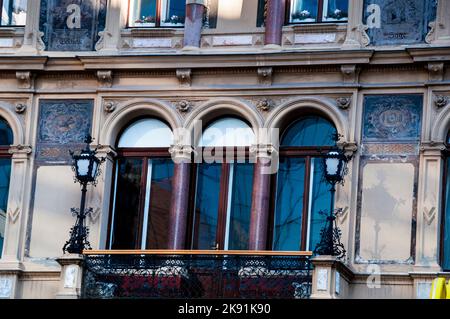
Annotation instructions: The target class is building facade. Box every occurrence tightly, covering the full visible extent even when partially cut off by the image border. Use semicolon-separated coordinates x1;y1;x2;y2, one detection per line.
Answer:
0;0;449;299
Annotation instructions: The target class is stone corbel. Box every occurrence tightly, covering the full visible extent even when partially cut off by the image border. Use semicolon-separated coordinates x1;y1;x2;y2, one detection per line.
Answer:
176;69;192;87
257;67;273;86
434;95;449;108
427;62;444;82
340;65;360;84
337;141;358;158
97;70;113;88
16;72;34;89
336;97;352;110
95;145;118;161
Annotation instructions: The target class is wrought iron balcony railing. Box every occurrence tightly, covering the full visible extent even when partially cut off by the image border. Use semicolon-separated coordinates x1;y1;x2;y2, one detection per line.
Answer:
82;250;313;299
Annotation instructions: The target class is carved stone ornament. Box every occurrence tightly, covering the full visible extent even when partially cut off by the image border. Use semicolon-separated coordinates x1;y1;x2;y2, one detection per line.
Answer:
427;62;444;82
8;144;32;155
15;103;27;114
176;100;192;113
255;98;274;112
176;69;192;87
103;101;117;113
249;143;278;158
341;65;360;84
8;207;20;224
434;95;449;108
16;71;33;89
257;67;273;86
97;70;113;88
168;143;195;160
336;97;352;110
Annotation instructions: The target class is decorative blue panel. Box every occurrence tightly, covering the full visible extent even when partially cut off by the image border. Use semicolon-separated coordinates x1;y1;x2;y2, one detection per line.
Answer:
36;100;93;164
362;95;422;142
39;0;107;51
363;0;437;45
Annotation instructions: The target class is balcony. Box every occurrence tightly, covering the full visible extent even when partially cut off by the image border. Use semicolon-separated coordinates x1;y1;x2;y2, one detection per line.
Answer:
81;250;313;299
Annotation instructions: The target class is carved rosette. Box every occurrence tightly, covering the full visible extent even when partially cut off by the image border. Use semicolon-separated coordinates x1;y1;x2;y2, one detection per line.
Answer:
15;103;27;114
175;100;192;113
103;101;117;113
256;98;274;112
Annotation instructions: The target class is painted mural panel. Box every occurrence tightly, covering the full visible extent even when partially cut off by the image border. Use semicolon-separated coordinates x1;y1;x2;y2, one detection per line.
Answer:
358;162;415;263
363;0;436;45
39;0;107;51
36;99;93;164
362;94;422;143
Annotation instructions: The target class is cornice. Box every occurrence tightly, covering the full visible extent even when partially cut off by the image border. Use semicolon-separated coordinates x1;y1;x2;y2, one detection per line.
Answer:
0;56;47;70
407;47;450;62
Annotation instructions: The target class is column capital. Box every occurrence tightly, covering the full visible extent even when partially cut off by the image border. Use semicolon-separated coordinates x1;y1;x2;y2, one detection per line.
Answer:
420;141;446;156
169;143;195;162
95;144;117;161
8;145;32;159
250;143;278;159
186;0;206;6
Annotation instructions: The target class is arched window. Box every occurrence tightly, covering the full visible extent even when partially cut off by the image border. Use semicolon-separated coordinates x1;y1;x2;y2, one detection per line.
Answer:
441;130;450;270
269;115;337;252
0;117;12;258
189;117;255;250
108;118;175;249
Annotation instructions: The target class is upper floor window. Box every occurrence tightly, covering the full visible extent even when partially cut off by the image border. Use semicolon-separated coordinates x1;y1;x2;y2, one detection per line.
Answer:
288;0;348;24
0;117;13;258
128;0;186;28
1;0;27;26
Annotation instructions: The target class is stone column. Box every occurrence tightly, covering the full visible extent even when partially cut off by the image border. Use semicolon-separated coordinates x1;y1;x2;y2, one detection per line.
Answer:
310;256;353;299
342;0;369;48
248;145;276;250
55;254;84;299
167;145;193;250
183;0;206;50
415;143;445;269
95;0;124;52
264;0;287;48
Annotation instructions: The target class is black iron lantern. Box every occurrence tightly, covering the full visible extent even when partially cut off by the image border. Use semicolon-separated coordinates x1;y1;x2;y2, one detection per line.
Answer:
63;135;105;254
323;150;348;185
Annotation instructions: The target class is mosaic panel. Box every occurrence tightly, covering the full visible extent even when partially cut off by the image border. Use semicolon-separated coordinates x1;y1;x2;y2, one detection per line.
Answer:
39;0;107;51
36;100;93;164
362;94;423;143
363;0;437;45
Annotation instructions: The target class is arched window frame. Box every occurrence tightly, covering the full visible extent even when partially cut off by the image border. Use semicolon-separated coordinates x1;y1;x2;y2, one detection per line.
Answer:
106;116;174;250
267;115;337;251
440;130;450;270
0;116;13;259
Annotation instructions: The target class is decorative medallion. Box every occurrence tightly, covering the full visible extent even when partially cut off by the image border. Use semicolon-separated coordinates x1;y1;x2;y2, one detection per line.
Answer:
363;95;422;142
336;97;352;110
14;103;27;114
175;100;192;113
434;95;448;108
256;98;274;112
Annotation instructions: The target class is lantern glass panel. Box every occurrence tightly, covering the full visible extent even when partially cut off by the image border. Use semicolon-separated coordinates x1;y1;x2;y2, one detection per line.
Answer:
325;153;340;176
77;156;90;177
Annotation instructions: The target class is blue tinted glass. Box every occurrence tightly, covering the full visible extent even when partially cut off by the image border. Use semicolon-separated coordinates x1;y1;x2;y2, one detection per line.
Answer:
281;116;336;147
227;163;254;250
290;0;318;22
308;158;331;251
443;159;450;270
0;159;11;258
162;0;186;24
273;157;305;251
146;159;174;249
324;0;348;20
193;163;222;249
0;118;13;146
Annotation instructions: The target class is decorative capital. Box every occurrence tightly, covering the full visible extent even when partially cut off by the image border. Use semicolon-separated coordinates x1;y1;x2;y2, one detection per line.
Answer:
434;95;449;108
427;62;444;82
340;65;360;84
176;68;192;87
249;143;278;159
186;0;206;6
336;97;352;110
176;100;192;113
256;98;274;112
15;103;27;114
16;71;34;89
337;141;358;158
103;101;117;113
95;144;118;159
257;67;273;86
97;70;113;88
8;144;32;156
169;143;195;161
420;141;446;154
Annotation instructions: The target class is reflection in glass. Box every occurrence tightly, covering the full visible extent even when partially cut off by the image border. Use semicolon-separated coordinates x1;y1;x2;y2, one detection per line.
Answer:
160;0;186;26
443;159;450;270
0;159;11;258
0;118;13;146
110;159;143;249
226;163;253;250
323;0;348;21
1;0;27;26
281;116;337;147
129;0;157;27
146;159;174;249
273;157;305;251
290;0;318;23
199;117;255;147
118;118;173;148
192;163;222;250
308;158;331;251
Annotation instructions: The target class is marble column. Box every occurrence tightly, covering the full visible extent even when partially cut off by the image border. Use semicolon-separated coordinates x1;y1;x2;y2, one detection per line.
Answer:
183;0;206;50
167;145;193;250
264;0;287;48
248;145;276;250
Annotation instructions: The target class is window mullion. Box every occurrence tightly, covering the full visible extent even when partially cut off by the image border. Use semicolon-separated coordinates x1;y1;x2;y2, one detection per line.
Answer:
140;158;153;250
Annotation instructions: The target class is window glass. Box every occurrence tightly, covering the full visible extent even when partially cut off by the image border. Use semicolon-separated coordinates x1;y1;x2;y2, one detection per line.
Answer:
226;163;253;250
199;117;255;147
129;0;157;27
281;116;337;147
322;0;348;21
145;158;174;249
118;118;173;148
0;159;11;258
1;0;27;26
289;0;318;23
192;163;222;250
160;0;185;26
443;159;450;270
273;157;306;251
0;118;13;146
